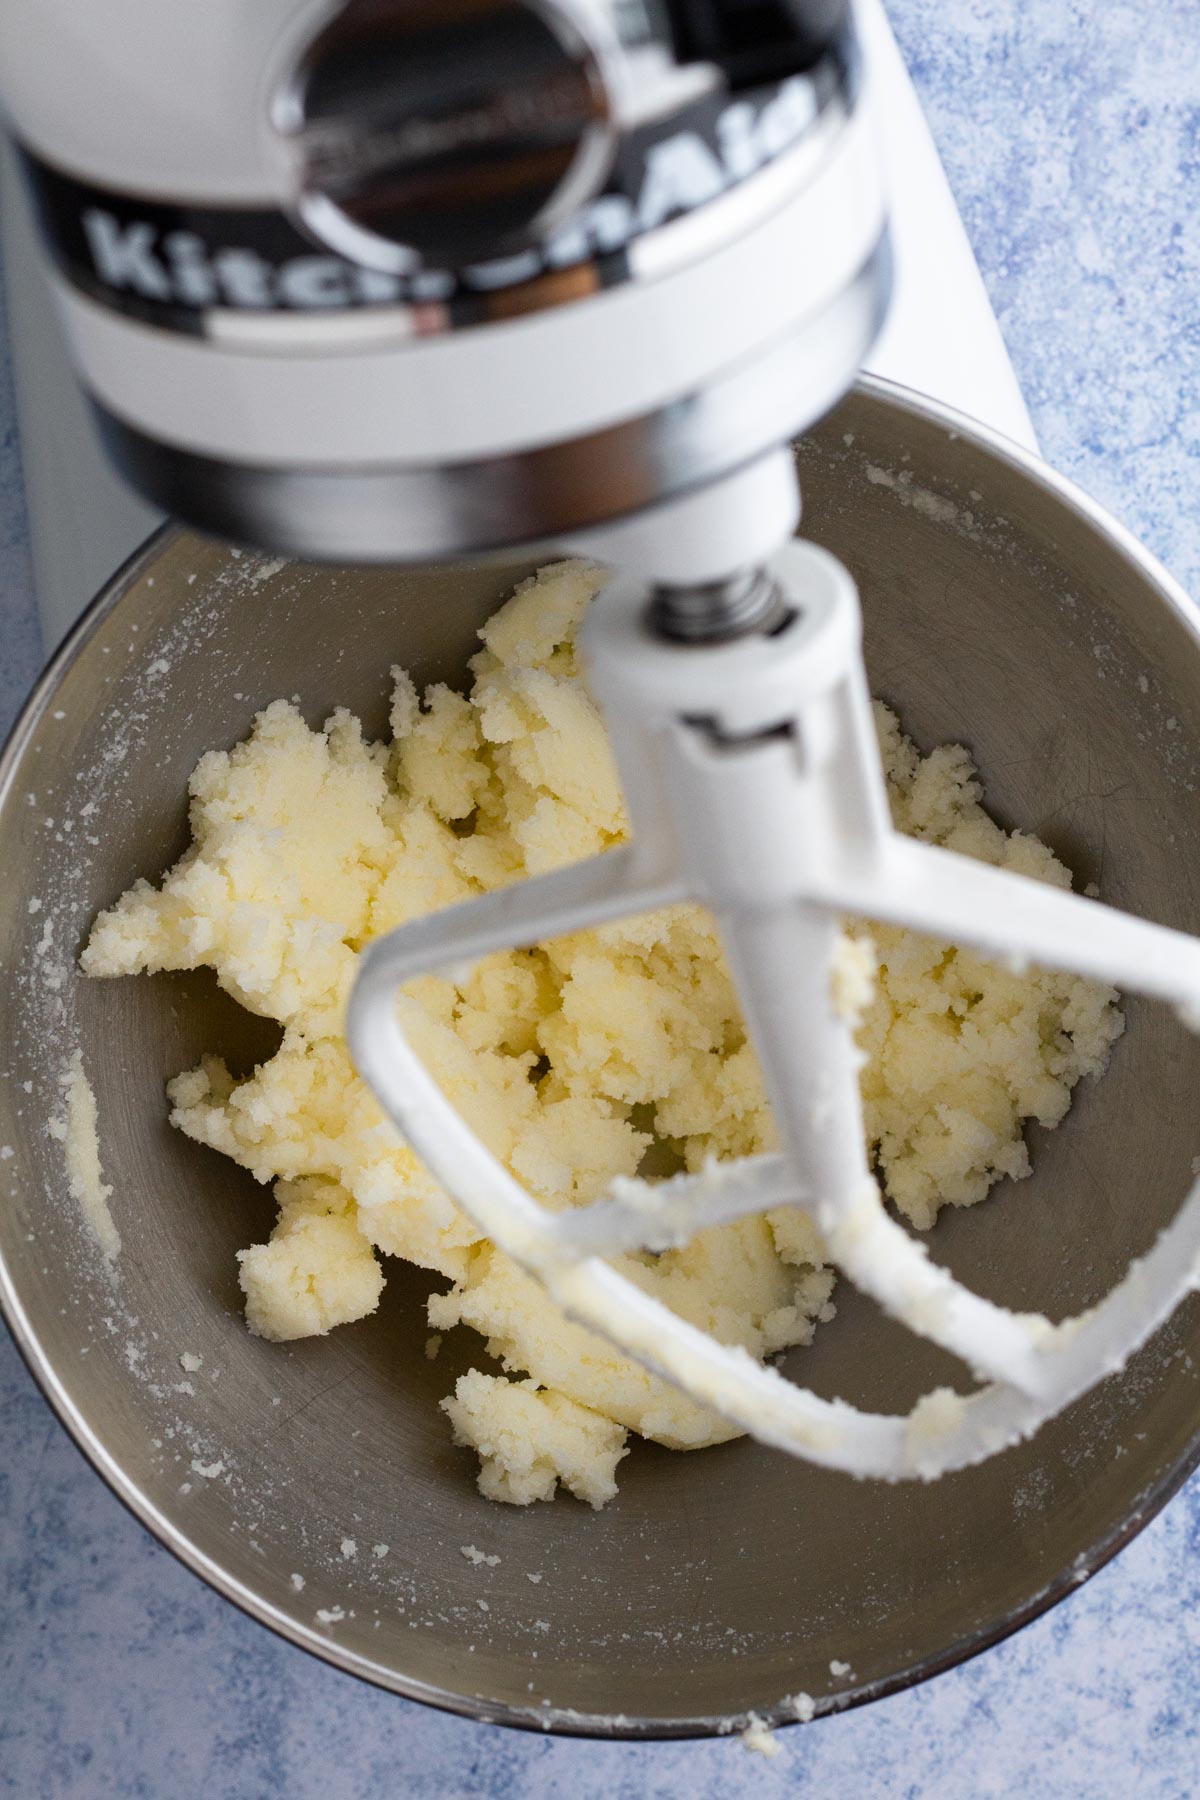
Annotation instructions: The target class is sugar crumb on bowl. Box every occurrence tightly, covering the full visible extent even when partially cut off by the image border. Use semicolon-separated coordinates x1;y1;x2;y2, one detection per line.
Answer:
47;1050;120;1267
460;1544;500;1567
81;560;1122;1506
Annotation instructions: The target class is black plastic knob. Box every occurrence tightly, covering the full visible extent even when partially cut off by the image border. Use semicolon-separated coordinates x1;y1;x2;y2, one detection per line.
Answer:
279;0;613;271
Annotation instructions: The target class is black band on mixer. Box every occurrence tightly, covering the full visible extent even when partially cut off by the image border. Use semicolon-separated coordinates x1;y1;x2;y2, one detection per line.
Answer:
16;51;851;335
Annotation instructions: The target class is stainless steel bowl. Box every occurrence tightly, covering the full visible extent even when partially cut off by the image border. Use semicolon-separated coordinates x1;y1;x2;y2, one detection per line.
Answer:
3;378;1199;1737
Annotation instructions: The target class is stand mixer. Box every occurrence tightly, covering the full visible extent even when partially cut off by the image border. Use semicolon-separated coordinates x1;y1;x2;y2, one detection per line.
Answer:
3;0;1200;1481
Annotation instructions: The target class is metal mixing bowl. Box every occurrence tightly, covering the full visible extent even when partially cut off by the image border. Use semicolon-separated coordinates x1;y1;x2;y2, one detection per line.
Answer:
2;378;1199;1737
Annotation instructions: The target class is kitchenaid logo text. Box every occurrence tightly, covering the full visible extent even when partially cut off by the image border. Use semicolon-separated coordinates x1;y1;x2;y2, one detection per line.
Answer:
79;76;819;310
82;212;405;308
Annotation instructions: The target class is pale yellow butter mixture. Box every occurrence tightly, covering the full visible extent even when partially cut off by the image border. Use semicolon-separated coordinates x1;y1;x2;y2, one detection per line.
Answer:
83;562;1122;1506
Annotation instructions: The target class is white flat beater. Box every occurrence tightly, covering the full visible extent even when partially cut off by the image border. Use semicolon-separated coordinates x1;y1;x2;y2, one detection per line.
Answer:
349;460;1200;1481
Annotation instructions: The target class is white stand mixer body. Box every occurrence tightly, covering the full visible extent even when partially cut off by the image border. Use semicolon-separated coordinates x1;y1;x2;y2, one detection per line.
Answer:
0;0;888;572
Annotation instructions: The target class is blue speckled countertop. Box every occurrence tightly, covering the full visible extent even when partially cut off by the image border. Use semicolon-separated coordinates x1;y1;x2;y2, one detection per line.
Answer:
4;3;1200;1794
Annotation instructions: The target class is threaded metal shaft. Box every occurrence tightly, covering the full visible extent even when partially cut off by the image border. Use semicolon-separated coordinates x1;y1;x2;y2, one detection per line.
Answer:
647;567;790;643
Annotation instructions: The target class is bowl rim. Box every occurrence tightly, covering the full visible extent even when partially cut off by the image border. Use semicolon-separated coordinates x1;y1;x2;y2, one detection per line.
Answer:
3;372;1200;1740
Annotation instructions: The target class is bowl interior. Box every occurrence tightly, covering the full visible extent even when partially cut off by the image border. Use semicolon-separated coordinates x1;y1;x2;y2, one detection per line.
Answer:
2;384;1199;1732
